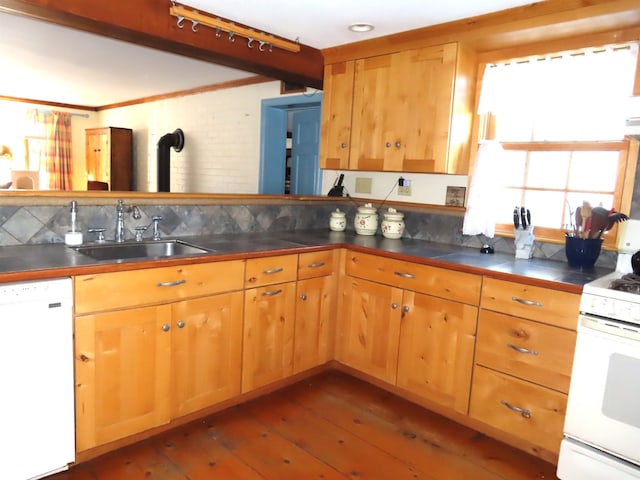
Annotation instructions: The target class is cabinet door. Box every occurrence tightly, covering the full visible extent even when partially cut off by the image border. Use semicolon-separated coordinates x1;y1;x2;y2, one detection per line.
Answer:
397;291;478;414
86;132;110;185
242;282;296;392
75;305;172;451
350;44;458;173
319;61;355;170
336;277;403;384
293;275;337;374
172;292;244;418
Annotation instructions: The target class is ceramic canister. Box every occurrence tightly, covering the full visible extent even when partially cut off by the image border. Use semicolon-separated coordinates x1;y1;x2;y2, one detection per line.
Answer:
381;208;405;239
354;203;378;235
329;208;347;232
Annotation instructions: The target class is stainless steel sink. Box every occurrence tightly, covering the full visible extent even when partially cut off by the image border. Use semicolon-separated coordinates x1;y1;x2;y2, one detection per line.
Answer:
73;240;211;261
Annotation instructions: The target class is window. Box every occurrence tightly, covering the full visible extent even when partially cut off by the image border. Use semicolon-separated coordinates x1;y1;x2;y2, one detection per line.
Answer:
475;44;639;247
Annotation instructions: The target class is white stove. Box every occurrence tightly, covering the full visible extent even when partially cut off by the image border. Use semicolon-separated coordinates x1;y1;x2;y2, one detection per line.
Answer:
581;271;640;324
558;219;640;480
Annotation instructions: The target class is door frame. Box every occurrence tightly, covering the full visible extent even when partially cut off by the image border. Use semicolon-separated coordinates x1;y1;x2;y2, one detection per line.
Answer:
259;93;323;194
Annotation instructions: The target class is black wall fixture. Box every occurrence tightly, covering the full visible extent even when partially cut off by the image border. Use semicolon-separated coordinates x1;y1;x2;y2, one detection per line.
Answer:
157;128;185;192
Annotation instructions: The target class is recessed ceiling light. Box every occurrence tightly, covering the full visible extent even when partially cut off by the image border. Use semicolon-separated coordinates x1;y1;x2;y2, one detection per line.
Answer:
348;23;374;33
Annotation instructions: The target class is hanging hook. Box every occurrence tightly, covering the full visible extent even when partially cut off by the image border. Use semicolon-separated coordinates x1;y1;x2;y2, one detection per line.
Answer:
258;40;266;52
176;15;185;29
268;43;273;53
191;19;198;32
215;27;221;38
228;31;235;42
247;37;254;49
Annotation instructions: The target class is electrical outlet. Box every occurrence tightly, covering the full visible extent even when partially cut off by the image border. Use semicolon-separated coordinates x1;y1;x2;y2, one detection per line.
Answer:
355;177;372;194
398;178;411;196
398;185;411;196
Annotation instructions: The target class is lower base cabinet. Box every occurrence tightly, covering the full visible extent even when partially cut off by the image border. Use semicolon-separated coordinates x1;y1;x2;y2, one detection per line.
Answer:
75;291;244;452
397;291;478;414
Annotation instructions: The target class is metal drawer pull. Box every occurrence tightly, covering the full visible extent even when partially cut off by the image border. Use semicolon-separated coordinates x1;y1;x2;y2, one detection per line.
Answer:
263;267;284;275
506;343;538;356
157;279;187;287
511;296;543;307
394;271;416;279
500;400;531;418
307;262;325;268
262;289;283;297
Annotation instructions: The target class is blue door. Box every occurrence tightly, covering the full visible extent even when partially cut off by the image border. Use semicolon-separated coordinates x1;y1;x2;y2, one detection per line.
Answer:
259;94;322;195
290;108;321;195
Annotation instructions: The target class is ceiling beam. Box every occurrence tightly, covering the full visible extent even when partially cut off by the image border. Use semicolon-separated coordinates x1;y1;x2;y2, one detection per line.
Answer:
0;0;324;89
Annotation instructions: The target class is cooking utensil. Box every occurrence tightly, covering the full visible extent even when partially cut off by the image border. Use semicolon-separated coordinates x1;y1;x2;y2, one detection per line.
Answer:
580;201;592;239
575;206;582;236
589;206;609;239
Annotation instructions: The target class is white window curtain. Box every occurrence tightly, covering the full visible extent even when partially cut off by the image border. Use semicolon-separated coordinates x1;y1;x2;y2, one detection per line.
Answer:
477;44;639;141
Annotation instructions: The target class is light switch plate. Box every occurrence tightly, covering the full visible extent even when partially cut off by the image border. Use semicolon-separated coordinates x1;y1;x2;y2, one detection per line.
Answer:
398;185;411;196
355;177;372;194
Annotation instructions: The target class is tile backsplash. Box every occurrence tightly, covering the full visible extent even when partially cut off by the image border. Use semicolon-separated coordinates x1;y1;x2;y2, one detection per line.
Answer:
0;200;617;269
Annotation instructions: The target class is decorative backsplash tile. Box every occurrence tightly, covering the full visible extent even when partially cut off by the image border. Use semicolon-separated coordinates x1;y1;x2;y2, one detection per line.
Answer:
0;200;617;269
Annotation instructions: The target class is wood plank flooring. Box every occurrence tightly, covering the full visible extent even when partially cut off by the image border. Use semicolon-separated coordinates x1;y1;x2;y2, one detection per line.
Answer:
48;371;558;480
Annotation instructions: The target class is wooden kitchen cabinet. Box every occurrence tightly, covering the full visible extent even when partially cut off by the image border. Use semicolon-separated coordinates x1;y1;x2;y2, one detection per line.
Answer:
319;61;355;170
340;251;481;410
469;276;580;458
74;304;172;451
242;254;298;392
337;276;403;383
320;42;476;173
397;291;478;414
294;250;338;374
85;127;133;191
171;292;244;418
74;260;245;452
242;281;297;392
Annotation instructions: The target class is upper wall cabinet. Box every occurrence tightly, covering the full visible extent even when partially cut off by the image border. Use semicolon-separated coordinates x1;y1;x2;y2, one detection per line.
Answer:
320;42;476;174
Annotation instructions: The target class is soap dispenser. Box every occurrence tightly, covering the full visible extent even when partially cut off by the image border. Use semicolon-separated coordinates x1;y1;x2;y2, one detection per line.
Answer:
64;200;83;246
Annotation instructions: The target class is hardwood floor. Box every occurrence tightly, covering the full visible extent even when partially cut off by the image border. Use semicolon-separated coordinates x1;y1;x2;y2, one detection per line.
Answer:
49;371;558;479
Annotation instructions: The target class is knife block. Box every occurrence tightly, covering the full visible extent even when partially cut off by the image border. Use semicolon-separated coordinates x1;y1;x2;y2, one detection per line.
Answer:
514;226;535;259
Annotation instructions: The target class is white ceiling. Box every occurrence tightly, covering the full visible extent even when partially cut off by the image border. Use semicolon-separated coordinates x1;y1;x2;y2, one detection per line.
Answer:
0;1;535;107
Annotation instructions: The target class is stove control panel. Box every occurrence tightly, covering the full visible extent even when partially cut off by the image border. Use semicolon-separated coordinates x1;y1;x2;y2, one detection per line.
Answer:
580;292;640;325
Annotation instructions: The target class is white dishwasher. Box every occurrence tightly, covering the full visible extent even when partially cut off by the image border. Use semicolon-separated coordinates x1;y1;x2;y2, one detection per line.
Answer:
0;277;75;480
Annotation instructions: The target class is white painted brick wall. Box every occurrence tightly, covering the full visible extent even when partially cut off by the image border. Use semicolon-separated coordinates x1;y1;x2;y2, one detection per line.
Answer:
98;81;284;193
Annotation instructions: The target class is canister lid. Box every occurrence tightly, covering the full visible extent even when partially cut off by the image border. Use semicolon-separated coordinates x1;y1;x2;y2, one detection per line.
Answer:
357;203;377;214
383;207;404;220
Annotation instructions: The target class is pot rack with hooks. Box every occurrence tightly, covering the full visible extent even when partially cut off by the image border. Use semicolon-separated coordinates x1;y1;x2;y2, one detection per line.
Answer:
169;1;301;53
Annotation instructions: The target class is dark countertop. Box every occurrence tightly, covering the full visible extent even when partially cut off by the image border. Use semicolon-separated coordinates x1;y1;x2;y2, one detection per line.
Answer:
0;229;613;292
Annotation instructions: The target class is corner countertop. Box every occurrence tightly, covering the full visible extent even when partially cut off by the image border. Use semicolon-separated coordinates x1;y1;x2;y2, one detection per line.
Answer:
0;229;613;293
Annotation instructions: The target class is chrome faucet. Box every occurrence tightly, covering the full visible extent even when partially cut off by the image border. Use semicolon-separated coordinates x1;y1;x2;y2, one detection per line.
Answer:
151;216;163;241
115;200;141;242
115;199;126;242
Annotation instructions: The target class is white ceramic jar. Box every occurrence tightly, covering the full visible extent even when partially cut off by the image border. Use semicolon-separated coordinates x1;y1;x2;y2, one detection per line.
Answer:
354;203;378;236
329;208;346;231
381;208;405;239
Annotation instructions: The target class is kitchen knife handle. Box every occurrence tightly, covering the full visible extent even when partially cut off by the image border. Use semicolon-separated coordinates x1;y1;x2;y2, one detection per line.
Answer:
513;207;520;229
520;207;527;230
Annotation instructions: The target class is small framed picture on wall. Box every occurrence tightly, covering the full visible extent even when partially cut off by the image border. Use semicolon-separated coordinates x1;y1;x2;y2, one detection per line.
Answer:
445;186;466;207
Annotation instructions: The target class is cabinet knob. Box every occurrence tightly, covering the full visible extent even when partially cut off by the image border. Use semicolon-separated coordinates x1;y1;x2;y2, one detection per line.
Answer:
386;142;392;148
391;303;399;309
177;320;186;328
402;305;410;313
162;323;170;332
340;143;348;149
299;294;307;301
395;141;401;148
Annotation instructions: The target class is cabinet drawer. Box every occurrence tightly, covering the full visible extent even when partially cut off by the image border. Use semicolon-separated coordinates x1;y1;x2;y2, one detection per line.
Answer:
481;277;580;329
476;310;576;393
298;250;334;279
345;251;481;305
469;366;567;455
245;254;298;287
75;260;245;314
